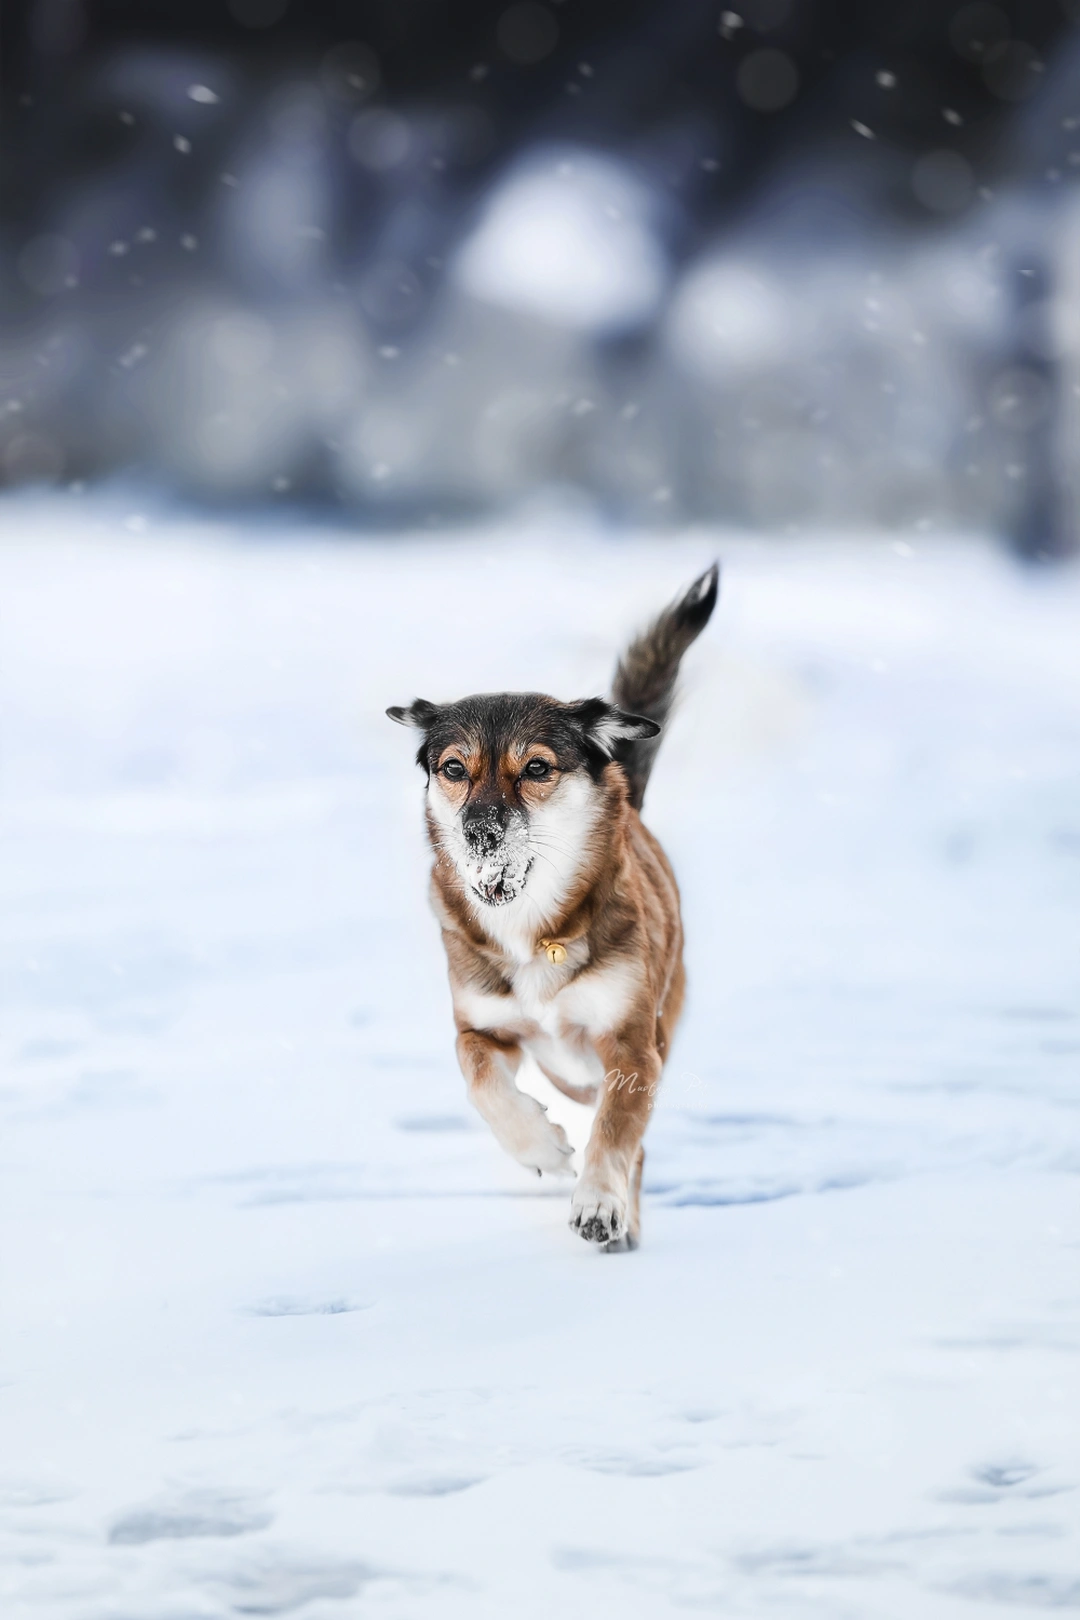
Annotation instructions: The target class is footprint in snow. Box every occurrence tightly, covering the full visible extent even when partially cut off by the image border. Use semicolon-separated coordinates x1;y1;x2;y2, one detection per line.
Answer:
108;1489;271;1544
387;1474;486;1496
244;1296;369;1317
225;1557;375;1615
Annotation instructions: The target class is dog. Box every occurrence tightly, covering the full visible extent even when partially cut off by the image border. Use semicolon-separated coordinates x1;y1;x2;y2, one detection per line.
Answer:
388;563;718;1249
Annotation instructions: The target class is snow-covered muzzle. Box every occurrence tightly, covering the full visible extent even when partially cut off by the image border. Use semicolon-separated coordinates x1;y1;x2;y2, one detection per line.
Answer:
468;839;534;906
429;795;535;907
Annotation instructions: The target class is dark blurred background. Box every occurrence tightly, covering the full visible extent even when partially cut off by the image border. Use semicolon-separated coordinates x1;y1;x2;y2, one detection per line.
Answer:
4;0;1080;554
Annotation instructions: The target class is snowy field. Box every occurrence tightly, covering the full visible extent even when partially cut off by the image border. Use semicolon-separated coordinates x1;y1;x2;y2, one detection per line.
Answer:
2;498;1079;1620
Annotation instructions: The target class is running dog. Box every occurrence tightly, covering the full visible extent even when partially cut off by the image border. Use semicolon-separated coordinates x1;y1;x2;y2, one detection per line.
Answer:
388;563;718;1249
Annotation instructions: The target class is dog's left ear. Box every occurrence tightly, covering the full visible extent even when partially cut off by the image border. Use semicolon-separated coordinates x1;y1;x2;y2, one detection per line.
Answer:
568;697;661;757
386;698;440;729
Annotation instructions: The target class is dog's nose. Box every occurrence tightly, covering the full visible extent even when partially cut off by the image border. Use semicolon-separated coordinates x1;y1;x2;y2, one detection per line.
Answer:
463;804;506;855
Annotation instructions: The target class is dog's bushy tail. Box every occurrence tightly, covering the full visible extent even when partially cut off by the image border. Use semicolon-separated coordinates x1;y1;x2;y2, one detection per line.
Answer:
610;562;719;810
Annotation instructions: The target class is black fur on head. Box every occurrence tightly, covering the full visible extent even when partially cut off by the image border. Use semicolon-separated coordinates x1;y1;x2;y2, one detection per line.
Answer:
386;693;659;780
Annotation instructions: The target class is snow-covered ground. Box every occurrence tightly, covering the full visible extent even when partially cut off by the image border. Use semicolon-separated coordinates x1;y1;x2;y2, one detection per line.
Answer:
1;500;1079;1619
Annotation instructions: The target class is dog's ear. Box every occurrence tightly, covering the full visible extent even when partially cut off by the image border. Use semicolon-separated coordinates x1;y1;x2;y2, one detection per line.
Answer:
568;697;661;757
386;699;440;729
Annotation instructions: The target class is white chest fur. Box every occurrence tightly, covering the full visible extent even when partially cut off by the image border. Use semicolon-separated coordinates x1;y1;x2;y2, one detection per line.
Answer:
453;954;638;1046
461;955;639;1163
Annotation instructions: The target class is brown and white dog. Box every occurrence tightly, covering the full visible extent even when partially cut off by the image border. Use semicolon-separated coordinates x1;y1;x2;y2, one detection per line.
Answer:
388;564;718;1249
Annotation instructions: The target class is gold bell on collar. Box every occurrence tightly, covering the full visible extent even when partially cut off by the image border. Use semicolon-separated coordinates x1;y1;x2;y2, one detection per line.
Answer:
540;939;567;965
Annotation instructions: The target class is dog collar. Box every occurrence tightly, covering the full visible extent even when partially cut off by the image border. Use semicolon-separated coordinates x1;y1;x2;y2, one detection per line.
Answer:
539;938;568;965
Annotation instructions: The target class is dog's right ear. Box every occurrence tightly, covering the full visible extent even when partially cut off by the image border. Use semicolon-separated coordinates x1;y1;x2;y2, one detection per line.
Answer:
386;699;440;729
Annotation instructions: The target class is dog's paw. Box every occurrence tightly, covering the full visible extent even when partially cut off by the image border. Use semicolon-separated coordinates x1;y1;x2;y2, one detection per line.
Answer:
491;1093;575;1177
523;1114;575;1177
569;1181;628;1246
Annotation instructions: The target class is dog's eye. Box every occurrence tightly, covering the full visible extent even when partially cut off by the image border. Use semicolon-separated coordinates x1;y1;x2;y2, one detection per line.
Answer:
524;758;552;780
441;759;468;781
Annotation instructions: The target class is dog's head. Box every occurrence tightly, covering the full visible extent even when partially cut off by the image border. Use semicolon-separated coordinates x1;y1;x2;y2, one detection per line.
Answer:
387;693;658;911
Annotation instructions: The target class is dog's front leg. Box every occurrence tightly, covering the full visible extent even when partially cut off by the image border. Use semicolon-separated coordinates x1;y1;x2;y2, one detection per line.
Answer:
456;1029;574;1176
571;1024;660;1248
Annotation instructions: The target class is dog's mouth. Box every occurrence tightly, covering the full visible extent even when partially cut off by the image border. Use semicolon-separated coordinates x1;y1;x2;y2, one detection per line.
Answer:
471;858;533;907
